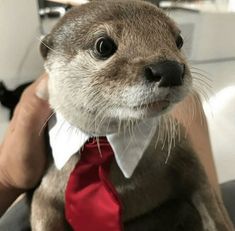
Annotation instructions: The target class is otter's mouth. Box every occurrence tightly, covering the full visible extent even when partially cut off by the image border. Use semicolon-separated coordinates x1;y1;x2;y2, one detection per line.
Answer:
133;100;170;112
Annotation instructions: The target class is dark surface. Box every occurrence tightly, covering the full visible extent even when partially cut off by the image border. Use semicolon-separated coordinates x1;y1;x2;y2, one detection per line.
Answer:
0;196;31;231
221;180;235;225
0;81;32;119
0;180;234;231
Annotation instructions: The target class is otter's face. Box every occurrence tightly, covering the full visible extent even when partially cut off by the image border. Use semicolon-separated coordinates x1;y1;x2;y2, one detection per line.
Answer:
41;0;192;134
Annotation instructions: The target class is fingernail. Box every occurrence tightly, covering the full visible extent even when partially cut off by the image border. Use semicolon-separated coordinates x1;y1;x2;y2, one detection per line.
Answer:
36;78;49;100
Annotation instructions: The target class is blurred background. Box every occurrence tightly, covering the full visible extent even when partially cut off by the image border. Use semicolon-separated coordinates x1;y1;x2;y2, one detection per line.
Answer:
0;0;234;183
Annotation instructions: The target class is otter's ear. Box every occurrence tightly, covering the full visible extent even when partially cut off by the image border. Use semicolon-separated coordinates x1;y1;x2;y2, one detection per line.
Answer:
40;34;53;59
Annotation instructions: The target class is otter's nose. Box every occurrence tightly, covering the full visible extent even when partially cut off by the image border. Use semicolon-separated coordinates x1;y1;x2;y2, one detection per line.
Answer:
144;60;185;87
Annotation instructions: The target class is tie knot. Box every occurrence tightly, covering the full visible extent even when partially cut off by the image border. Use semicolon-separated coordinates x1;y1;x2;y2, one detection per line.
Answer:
80;137;114;165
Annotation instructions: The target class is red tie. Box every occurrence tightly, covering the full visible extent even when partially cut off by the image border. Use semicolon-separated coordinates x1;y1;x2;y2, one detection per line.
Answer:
65;137;123;231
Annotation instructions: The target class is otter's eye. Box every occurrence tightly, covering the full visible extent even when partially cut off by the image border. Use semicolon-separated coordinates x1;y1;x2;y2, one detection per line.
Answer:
176;34;184;49
95;37;117;59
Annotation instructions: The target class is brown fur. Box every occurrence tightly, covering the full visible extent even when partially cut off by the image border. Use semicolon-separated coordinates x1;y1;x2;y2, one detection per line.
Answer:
31;1;234;230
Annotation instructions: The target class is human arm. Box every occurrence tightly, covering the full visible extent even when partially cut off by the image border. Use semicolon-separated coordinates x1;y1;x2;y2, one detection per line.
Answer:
171;92;220;195
0;74;51;216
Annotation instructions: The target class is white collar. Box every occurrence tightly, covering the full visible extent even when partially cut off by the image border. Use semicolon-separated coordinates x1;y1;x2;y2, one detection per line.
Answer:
48;113;158;178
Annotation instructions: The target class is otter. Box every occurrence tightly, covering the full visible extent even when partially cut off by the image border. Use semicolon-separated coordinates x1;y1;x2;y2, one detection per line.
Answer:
30;1;234;230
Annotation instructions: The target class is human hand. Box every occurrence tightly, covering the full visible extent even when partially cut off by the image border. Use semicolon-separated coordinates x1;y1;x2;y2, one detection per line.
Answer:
0;74;52;192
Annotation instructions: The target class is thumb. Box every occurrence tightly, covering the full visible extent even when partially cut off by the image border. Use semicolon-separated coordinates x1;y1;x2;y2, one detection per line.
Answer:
12;74;52;135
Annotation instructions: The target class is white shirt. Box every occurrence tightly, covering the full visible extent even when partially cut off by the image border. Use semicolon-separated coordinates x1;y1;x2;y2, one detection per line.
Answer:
49;113;158;178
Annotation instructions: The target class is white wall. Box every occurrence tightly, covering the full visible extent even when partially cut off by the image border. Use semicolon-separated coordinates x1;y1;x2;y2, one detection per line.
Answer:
169;9;235;62
0;0;44;87
0;0;44;140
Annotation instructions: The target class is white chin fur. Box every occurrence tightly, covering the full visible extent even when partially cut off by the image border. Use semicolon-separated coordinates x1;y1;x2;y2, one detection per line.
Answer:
109;106;169;120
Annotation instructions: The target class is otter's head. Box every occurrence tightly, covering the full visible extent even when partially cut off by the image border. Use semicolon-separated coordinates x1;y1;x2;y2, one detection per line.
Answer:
41;0;192;135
